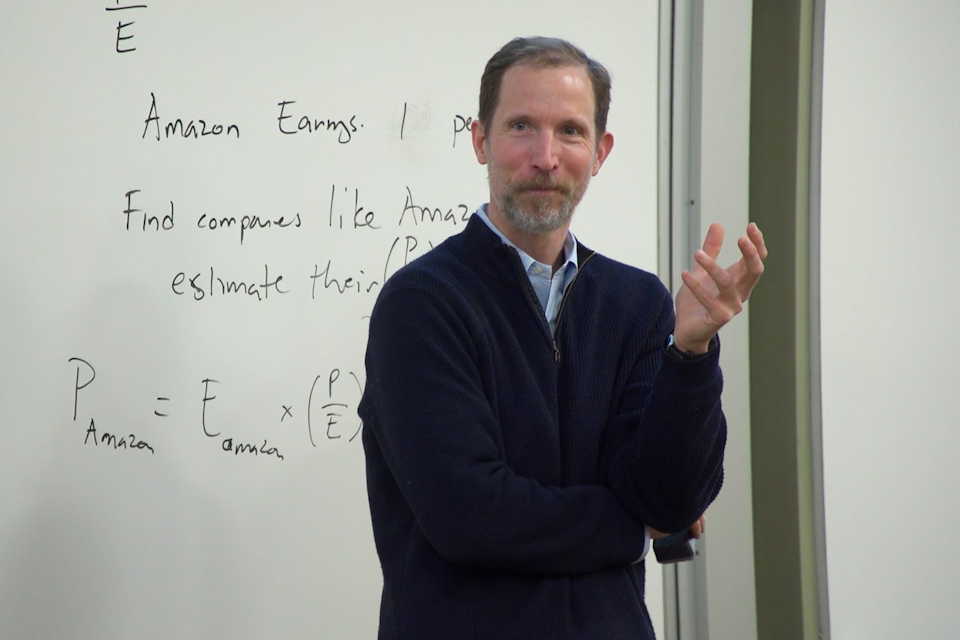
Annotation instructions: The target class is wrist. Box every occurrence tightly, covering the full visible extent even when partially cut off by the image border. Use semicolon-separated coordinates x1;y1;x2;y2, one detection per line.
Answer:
669;334;711;355
666;334;717;360
675;341;710;355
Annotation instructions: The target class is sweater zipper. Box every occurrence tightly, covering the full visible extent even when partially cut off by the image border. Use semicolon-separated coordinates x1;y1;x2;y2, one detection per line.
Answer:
552;252;595;362
504;248;557;359
505;247;596;363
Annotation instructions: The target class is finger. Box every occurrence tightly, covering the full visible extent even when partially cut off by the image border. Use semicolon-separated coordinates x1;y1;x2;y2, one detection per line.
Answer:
695;250;735;290
701;223;725;261
737;235;765;277
747;222;768;260
735;236;765;301
649;527;669;540
695;251;746;311
689;517;703;539
737;236;765;276
680;269;740;327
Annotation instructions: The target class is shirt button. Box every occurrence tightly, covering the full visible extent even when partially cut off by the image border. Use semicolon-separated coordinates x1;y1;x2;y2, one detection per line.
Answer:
533;265;543;274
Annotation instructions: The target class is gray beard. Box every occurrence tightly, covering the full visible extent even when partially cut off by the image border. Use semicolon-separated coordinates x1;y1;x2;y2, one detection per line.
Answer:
497;190;575;235
489;170;590;235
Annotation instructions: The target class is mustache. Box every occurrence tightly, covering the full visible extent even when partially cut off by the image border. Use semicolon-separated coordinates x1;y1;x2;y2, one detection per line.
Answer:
516;174;572;195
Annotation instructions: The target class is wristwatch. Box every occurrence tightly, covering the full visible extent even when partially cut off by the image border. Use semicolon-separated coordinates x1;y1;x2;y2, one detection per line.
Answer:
665;334;715;361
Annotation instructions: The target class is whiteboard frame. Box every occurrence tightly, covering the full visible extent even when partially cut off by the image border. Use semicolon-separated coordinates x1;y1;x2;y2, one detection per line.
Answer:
808;0;831;638
659;0;709;636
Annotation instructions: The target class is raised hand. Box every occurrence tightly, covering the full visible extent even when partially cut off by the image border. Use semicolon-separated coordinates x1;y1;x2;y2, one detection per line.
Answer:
673;222;767;353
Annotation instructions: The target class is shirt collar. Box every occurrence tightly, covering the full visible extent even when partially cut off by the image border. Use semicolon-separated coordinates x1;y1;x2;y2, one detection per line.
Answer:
475;204;579;275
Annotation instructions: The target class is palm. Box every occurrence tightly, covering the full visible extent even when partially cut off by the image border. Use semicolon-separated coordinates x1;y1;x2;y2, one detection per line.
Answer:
672;223;767;352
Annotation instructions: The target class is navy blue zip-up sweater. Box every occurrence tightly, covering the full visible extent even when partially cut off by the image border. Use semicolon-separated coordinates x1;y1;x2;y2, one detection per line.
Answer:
360;214;725;639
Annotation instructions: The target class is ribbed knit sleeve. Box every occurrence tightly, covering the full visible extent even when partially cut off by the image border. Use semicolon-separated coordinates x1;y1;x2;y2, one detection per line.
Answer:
361;283;649;576
605;294;726;534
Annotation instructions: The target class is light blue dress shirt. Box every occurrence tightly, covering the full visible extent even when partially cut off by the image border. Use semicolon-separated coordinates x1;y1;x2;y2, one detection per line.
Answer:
475;205;577;335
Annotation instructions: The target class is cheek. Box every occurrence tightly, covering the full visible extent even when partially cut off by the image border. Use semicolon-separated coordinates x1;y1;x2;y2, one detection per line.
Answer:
566;151;597;178
493;143;528;168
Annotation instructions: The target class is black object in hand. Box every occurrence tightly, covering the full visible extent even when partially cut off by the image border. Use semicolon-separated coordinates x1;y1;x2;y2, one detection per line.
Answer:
652;531;696;564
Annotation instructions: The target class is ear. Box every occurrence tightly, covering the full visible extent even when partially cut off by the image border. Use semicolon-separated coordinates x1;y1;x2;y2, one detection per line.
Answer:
471;119;488;165
591;131;614;176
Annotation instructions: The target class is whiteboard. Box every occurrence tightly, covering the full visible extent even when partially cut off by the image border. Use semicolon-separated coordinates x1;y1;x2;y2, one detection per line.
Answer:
820;1;960;637
0;2;661;639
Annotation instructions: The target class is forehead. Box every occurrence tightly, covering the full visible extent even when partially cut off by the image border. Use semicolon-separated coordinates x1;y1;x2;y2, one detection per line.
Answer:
494;64;595;124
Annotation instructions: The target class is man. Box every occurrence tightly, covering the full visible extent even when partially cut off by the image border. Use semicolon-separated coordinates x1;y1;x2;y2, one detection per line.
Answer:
359;37;766;639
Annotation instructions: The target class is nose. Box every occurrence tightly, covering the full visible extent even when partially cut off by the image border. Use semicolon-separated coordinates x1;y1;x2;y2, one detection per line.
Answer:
531;133;560;172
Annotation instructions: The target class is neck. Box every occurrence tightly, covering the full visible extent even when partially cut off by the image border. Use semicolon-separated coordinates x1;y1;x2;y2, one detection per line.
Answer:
486;204;569;271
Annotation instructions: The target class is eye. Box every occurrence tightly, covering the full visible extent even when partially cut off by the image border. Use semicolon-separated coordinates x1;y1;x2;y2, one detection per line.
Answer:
562;126;582;136
511;121;528;131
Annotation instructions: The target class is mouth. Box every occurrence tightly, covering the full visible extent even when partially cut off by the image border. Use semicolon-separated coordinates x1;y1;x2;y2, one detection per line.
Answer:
522;186;564;196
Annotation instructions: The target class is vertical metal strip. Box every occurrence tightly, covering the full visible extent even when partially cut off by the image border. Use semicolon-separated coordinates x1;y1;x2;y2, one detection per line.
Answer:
658;2;680;636
686;0;704;265
662;0;708;637
670;0;692;296
807;0;831;637
658;0;676;289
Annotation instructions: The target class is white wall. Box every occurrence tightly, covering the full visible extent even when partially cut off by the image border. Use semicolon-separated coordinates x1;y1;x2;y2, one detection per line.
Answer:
819;1;960;637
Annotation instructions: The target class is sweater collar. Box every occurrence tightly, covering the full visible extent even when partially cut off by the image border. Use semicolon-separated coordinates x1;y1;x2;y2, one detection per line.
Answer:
457;207;596;285
473;204;579;277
